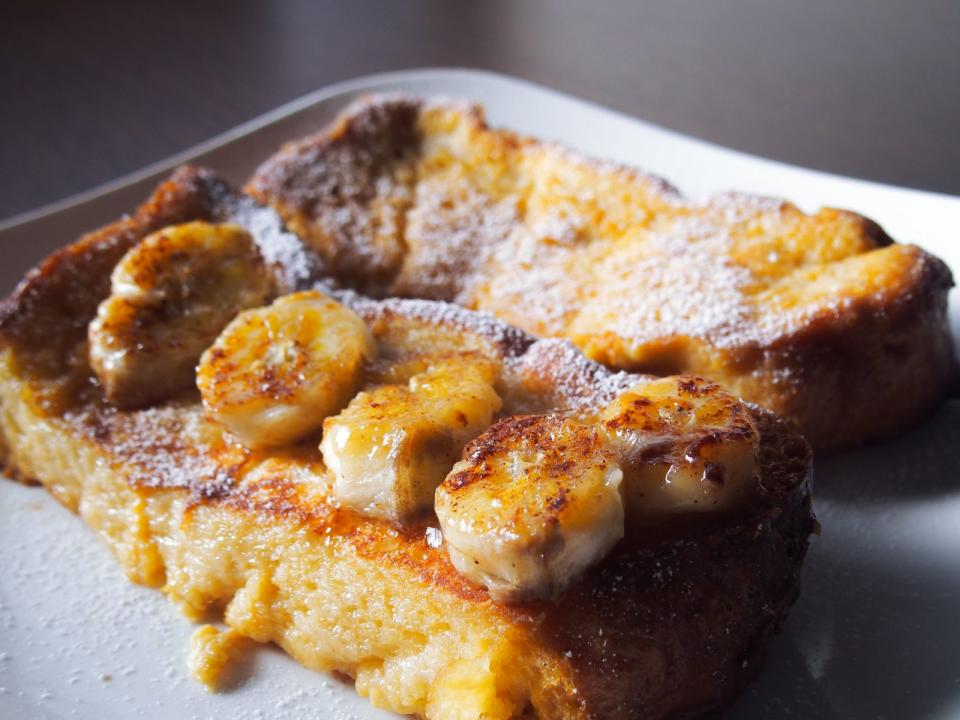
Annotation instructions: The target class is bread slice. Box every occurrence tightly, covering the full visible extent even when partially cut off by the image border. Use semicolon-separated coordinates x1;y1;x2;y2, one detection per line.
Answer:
246;94;957;450
0;167;814;719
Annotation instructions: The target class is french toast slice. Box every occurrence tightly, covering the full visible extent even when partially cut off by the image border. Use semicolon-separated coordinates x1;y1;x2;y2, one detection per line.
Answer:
0;167;814;719
246;94;957;450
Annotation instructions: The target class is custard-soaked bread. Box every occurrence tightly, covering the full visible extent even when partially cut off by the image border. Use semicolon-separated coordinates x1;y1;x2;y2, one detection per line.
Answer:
247;94;957;450
0;168;814;719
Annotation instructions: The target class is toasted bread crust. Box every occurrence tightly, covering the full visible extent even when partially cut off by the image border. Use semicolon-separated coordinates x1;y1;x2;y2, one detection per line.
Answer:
247;95;957;450
0;166;318;382
0;168;814;719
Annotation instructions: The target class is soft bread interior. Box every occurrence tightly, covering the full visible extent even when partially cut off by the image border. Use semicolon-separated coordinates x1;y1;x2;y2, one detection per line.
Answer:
0;351;578;719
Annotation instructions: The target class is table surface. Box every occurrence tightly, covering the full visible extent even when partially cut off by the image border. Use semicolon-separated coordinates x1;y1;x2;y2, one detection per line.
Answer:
2;0;958;222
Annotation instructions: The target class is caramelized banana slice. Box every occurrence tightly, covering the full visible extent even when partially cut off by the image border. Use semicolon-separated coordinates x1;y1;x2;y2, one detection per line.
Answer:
601;376;760;517
89;221;273;408
321;353;502;525
435;414;624;601
197;290;374;449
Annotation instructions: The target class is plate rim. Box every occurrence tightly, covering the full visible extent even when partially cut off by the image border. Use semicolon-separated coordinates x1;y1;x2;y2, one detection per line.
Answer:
3;66;959;234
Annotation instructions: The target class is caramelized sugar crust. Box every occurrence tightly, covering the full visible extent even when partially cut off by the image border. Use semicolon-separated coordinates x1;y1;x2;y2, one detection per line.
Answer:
0;168;813;719
247;95;957;450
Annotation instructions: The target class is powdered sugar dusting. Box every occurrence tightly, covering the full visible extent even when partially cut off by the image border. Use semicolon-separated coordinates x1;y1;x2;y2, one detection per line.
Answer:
580;215;762;349
63;402;239;494
506;338;641;414
333;289;534;357
225;196;322;292
533;138;683;206
333;291;643;414
479;208;602;336
707;191;787;225
391;177;521;300
249;93;906;366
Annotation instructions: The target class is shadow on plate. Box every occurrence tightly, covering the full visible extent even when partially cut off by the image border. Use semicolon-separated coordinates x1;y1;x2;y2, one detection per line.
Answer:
733;505;960;719
815;400;960;501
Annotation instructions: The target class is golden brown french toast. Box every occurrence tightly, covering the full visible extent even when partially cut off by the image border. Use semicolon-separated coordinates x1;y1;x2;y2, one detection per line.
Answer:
0;167;814;719
247;94;957;450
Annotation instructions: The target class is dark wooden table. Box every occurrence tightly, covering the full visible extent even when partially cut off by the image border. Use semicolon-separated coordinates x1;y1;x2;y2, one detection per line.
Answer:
2;0;958;221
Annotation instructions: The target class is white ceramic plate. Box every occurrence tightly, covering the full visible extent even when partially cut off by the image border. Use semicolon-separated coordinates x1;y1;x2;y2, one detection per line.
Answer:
1;68;958;720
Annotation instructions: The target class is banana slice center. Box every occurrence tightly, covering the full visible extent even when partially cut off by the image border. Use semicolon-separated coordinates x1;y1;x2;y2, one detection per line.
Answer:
601;376;760;517
435;414;624;602
89;221;273;408
322;353;502;525
197;290;375;449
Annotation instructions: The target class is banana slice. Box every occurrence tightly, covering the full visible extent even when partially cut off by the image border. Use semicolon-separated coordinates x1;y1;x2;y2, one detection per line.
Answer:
197;290;374;449
321;353;502;525
435;414;624;601
89;221;273;408
600;376;760;517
